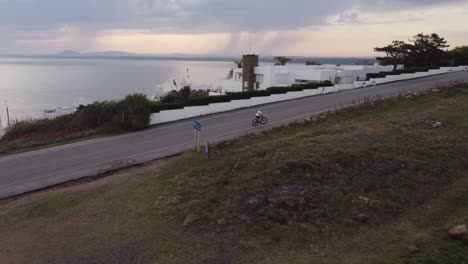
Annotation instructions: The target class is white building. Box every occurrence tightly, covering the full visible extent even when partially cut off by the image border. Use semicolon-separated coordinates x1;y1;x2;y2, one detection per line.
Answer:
212;62;398;95
151;70;193;101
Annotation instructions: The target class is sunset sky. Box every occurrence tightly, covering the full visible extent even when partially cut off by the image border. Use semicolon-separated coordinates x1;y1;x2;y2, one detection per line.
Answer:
1;0;467;56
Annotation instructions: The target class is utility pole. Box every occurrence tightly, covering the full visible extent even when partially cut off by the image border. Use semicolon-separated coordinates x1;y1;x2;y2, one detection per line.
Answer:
5;100;10;129
248;32;251;54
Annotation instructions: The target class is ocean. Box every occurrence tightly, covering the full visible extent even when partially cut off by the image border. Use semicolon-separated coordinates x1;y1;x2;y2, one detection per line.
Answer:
0;58;233;124
0;56;372;126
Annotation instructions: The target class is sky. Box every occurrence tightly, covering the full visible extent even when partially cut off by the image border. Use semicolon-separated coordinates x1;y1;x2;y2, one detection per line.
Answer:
0;0;467;56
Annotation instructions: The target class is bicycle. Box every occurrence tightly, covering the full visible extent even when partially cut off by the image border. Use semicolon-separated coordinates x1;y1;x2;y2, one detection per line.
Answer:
252;116;268;127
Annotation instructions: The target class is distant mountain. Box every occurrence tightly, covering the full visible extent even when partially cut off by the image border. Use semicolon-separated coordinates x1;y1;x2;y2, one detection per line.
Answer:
57;50;81;56
2;51;376;65
83;51;137;57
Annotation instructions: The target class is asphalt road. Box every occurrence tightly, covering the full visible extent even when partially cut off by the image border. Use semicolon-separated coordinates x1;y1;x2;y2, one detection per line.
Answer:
1;71;467;198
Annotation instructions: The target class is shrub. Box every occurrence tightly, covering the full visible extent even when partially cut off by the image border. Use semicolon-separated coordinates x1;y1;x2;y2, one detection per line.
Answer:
409;67;430;72
380;71;402;76
291;81;332;90
397;69;416;74
267;87;291;94
3;93;154;141
77;101;120;128
186;96;231;107
245;90;272;97
366;73;387;79
150;81;334;113
121;94;153;131
151;102;186;112
225;92;252;100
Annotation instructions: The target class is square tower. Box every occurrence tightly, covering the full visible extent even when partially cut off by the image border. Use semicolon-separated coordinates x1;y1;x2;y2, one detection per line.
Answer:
242;55;259;91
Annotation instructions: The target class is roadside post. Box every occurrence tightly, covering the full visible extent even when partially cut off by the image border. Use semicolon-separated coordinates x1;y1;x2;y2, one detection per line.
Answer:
5;100;10;129
204;140;209;158
193;121;202;152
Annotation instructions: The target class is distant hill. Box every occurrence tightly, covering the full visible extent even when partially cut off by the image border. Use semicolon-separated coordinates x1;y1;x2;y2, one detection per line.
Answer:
3;51;376;65
83;51;137;57
57;50;81;56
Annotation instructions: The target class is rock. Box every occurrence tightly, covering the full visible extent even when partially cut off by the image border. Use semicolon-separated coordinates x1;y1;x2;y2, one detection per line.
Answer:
431;88;441;92
368;200;383;210
355;213;369;223
183;214;199;226
358;196;370;204
449;225;468;241
425;120;443;129
408;245;419;254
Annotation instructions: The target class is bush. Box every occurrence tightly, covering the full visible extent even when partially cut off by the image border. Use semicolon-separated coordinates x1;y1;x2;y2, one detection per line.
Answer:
3;93;153;141
396;69;416;74
78;101;120;129
267;87;291;94
409;67;429;72
150;81;334;114
225;91;253;100
186;96;231;107
291;81;333;90
366;67;441;80
366;73;387;79
121;94;153;131
380;71;402;76
151;102;186;113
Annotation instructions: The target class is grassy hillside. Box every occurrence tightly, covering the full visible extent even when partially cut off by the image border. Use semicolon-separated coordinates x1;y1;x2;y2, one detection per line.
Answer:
1;85;467;264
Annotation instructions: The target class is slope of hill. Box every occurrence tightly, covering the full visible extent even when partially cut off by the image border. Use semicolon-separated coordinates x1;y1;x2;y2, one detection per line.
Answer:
1;85;467;264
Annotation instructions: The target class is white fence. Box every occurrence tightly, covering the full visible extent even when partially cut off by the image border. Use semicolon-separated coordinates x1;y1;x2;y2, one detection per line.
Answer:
150;66;468;125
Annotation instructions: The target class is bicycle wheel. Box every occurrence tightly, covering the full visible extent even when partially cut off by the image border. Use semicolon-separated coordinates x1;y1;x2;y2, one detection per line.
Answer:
252;119;259;127
260;116;268;125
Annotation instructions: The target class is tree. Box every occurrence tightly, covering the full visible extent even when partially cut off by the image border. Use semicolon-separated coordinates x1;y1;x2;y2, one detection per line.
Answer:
374;33;451;68
450;46;468;66
179;86;191;101
227;58;243;79
374;40;411;70
407;33;450;67
273;56;291;65
233;58;243;68
160;91;183;104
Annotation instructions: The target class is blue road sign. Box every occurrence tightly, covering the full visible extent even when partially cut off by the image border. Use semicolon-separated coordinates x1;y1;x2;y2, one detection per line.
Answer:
193;121;202;131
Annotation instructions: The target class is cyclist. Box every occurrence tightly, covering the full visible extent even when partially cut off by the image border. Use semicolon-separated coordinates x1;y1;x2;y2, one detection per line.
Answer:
255;110;263;120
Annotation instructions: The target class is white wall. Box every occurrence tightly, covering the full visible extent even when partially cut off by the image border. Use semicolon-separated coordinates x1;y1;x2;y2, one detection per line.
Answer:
214;64;398;93
150;87;326;124
212;79;243;94
151;65;467;125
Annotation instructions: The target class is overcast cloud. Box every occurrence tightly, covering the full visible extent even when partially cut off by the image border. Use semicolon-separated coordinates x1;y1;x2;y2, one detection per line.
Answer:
0;0;467;54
